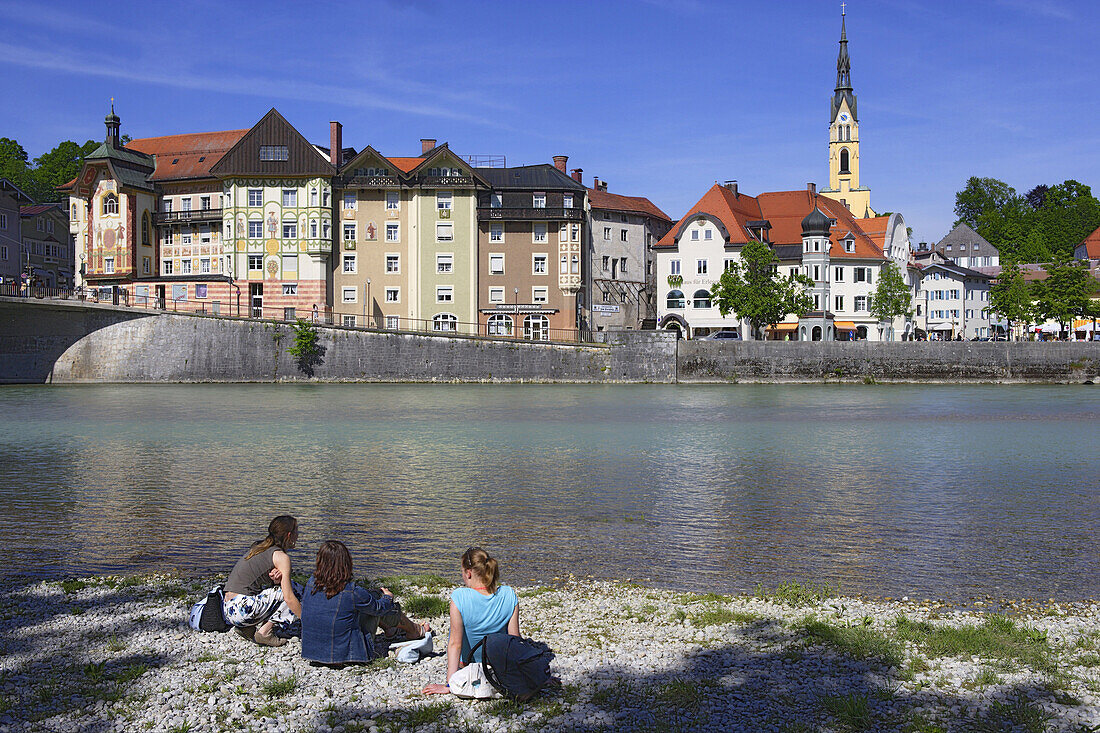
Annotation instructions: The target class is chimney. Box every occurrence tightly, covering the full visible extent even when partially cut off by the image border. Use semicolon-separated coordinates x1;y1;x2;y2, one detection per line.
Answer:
600;181;608;192
592;176;601;191
329;121;342;167
553;155;568;173
724;180;738;197
807;182;816;195
570;168;583;184
421;138;436;155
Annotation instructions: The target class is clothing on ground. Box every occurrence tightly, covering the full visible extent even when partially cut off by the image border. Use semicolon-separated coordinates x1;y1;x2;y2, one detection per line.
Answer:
452;585;517;664
300;577;400;664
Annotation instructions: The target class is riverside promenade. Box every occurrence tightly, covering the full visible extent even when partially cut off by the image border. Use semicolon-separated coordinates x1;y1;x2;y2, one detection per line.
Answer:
1;574;1098;732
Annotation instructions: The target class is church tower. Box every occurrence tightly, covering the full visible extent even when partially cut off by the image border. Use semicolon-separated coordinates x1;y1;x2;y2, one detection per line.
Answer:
820;7;874;218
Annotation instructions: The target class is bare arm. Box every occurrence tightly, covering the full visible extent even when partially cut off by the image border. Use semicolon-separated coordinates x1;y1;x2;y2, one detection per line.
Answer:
423;600;463;694
272;551;300;617
506;602;520;637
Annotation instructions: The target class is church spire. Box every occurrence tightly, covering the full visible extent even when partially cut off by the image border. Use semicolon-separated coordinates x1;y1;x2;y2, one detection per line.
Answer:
835;7;851;92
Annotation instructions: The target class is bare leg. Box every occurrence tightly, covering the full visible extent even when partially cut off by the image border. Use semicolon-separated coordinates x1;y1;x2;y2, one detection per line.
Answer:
380;613;429;639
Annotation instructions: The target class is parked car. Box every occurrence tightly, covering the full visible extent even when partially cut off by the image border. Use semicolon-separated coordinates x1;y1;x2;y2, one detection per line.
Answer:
699;330;742;341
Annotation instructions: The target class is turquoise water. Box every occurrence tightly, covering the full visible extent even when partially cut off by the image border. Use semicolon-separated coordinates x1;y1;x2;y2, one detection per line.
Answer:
0;384;1096;600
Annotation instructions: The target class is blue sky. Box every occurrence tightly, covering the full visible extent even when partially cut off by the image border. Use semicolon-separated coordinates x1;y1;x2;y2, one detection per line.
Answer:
2;0;1097;243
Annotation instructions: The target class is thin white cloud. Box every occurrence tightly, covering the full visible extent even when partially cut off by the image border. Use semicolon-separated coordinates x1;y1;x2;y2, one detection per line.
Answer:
0;0;121;35
994;0;1074;20
0;41;512;130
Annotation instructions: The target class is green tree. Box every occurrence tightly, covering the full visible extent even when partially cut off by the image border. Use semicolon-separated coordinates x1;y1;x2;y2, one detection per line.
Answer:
30;139;97;202
710;239;814;340
988;258;1034;340
0;137;34;195
954;177;1019;228
1032;254;1094;335
869;262;912;340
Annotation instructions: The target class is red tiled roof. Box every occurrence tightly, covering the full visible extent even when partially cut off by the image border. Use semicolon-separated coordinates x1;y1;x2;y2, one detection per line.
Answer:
587;188;671;221
657;184;885;260
387;157;424;173
1079;224;1100;259
20;204;60;216
126;129;248;181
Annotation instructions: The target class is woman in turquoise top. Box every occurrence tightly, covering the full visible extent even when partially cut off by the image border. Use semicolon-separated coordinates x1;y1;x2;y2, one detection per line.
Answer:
422;547;519;695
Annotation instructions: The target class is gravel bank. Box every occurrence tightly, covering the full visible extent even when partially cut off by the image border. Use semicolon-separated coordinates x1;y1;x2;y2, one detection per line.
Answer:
1;574;1098;732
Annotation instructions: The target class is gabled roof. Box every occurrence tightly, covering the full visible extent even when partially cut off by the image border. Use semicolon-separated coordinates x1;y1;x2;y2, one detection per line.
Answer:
127;129;248;181
84;140;154;169
340;145;399;176
1076;224;1100;259
656;184;762;246
0;177;34;203
936;222;998;253
400;144;491;187
20;203;61;216
920;261;992;281
587;188;670;221
209;108;335;178
388;157;424;173
475;164;585;191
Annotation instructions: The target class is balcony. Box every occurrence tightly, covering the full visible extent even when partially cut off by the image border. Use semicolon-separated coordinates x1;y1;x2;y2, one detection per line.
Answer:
478;207;584;222
344;174;401;187
418;175;475;187
155;208;223;224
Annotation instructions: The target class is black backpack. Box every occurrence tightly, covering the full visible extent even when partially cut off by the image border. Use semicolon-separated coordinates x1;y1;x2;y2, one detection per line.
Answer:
199;586;232;632
468;633;554;702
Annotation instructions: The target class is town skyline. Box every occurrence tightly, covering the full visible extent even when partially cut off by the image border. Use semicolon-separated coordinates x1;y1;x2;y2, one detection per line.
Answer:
2;0;1098;243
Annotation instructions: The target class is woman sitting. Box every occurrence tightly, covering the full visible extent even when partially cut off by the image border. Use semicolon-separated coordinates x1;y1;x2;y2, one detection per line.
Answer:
301;540;429;667
422;547;518;695
223;515;303;647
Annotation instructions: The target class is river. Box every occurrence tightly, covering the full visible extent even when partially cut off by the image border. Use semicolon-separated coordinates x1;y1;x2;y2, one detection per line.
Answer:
0;384;1096;600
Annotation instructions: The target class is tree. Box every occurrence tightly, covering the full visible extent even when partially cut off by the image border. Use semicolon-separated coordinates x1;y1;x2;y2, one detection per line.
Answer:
710;239;814;340
1032;254;1094;336
954;177;1019;228
30;139;97;202
988;258;1033;340
1025;184;1049;211
0;137;33;195
869;262;912;340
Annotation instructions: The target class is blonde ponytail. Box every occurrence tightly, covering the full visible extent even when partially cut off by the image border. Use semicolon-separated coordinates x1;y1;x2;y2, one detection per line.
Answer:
462;547;500;594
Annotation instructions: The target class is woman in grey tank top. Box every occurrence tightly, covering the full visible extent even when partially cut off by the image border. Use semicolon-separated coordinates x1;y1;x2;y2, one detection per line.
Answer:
223;516;303;646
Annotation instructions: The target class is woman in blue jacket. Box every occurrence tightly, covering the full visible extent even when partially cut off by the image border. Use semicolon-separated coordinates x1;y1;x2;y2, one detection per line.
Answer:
301;540;428;666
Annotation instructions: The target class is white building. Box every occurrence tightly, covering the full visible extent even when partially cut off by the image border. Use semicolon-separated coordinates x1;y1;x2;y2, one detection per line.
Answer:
913;261;996;340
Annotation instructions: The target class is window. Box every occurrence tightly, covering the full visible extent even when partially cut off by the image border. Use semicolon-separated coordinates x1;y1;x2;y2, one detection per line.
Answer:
532;287;548;303
196;284;208;299
322;189;330;207
604;227;611;241
603;291;612;303
282;221;297;239
691;230;699;241
602;256;610;272
620;292;628;303
724;258;736;272
342;287;357;303
104;257;115;273
559;224;568;242
180;259;192;274
163;199;174;213
560;255;568;274
310;219;317;238
437;191;452;212
854;267;868;283
200;258;211;274
310;188;318;206
834;266;844;281
563;194;573;209
259;145;288;161
666;289;685;309
386;315;400;329
835;295;844;311
385;223;399;242
182;227;193;245
282;254;297;272
163;259;173;274
670;259;681;275
142;256;150;274
437;254;453;273
571;223;579;242
840;148;850;174
36;217;44;232
620;229;628;242
200;195;211;211
620;258;627;274
489;287;505;303
283;283;298;296
490;223;503;242
697;259;707;275
533;223;547;243
282;189;297;207
437;286;453;303
248;189;263;207
343;254;356;273
814;265;820;281
693;289;711;308
102;194;118;215
385;288;399;303
487;314;512;336
533;254;547;274
490;192;502;208
436;223;453;241
343;223;356;242
532;192;546;208
704;229;712;241
844;239;855;253
343;315;357;327
0;213;6;229
386;192;399;210
343;192;355;209
523;314;549;341
386;254;400;273
433;313;458;332
489;254;504;274
200;225;211;244
571;254;579;274
854;295;867;312
248;220;263;239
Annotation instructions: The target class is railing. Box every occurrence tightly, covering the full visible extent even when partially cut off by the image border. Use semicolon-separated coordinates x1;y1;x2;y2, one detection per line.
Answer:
0;283;78;300
340;314;593;344
155;208;223;224
417;175;475;187
343;175;401;187
478;207;584;221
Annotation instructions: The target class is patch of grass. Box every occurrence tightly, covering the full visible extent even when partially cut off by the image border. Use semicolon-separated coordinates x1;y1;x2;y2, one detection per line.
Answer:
894;614;1054;673
261;676;296;698
485;698;525;718
254;702;283;718
70;606;85;615
756;581;835;606
969;692;1054;733
83;661;108;682
403;594;449;618
624;603;658;622
115;663;148;685
106;636;128;653
1075;653;1100;667
59;579;87;594
901;712;947;733
375;573;450;594
654;679;705;711
518;586;554;599
821;692;872;731
795;616;903;667
398;700;451;727
370;656;397;670
159;585;189;599
194;652;219;663
897;655;931;681
592;681;632;709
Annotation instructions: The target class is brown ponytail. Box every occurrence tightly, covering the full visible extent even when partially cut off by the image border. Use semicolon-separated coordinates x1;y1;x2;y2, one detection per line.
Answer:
246;515;297;560
462;547;500;594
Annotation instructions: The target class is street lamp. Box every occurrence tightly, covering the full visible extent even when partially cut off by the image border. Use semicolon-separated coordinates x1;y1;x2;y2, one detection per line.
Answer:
364;277;370;325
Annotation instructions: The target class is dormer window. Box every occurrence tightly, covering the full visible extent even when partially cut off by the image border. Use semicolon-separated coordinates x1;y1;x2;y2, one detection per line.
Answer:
844;239;855;253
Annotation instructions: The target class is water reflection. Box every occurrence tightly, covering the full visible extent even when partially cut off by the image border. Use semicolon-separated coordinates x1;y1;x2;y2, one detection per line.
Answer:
0;384;1096;600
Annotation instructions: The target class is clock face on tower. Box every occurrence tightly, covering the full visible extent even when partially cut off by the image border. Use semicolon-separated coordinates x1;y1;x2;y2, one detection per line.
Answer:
840;114;849;122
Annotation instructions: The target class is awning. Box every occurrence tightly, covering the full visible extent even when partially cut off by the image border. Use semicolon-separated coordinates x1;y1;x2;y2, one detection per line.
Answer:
833;321;857;330
768;322;797;331
1074;319;1098;330
927;322;954;331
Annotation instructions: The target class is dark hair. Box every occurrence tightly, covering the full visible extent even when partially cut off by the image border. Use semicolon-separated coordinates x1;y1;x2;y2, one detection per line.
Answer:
312;540;354;599
245;515;297;560
462;547;500;594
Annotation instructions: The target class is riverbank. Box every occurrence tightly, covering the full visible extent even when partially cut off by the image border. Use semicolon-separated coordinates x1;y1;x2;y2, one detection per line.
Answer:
1;575;1098;732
